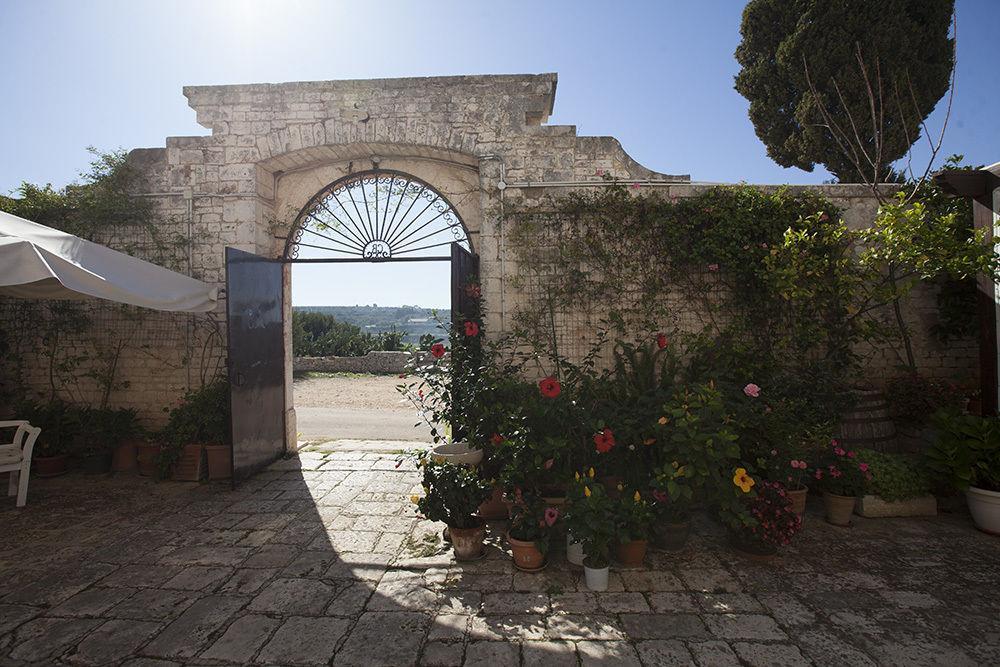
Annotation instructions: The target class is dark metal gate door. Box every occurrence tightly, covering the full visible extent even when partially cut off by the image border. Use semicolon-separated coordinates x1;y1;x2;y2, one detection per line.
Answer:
451;242;480;321
225;247;286;484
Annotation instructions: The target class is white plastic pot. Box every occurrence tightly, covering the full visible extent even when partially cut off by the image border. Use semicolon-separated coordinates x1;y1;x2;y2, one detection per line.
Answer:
584;564;609;591
566;533;584;566
430;441;483;466
967;486;1000;535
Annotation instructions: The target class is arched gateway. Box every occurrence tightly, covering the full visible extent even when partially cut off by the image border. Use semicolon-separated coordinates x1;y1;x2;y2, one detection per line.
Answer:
226;169;478;483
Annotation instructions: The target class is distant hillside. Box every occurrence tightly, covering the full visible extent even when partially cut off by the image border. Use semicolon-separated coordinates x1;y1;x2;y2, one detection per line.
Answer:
293;305;450;344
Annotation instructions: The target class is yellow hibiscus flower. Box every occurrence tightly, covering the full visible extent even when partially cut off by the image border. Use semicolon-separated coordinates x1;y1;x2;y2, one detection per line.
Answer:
584;486;592;497
633;490;641;502
410;495;420;504
732;467;755;493
588;467;596;478
657;416;669;425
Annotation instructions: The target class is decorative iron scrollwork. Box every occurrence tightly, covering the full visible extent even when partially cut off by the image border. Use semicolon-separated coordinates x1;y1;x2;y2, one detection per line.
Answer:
284;170;470;261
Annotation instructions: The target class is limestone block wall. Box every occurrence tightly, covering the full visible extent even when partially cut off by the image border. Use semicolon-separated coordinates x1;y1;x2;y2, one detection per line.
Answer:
293;352;409;375
0;73;980;432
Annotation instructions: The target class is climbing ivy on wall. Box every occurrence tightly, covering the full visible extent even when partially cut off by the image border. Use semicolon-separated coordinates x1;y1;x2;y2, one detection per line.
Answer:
0;149;221;410
507;183;868;377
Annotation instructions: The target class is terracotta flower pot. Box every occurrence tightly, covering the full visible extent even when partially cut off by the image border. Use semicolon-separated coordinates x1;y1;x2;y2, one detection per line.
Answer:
80;452;113;475
204;444;232;480
615;539;648;567
136;443;160;477
34;454;69;477
449;520;486;560
172;444;205;482
112;440;138;472
507;533;546;571
787;488;808;516
653;520;691;551
729;533;778;563
823;492;856;526
478;486;508;520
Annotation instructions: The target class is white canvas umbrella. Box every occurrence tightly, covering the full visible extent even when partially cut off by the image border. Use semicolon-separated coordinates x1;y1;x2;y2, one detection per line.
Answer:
0;211;218;312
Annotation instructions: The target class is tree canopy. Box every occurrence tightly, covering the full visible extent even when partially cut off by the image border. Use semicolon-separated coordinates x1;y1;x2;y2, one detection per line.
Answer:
734;0;954;182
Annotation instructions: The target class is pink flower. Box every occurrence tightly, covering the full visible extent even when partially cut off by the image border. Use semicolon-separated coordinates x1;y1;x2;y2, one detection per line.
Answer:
708;263;720;272
834;447;846;457
595;169;605;176
743;383;761;398
859;463;869;473
630;182;641;189
651;490;669;503
815;470;823;480
543;458;554;470
846;450;856;458
544;507;560;527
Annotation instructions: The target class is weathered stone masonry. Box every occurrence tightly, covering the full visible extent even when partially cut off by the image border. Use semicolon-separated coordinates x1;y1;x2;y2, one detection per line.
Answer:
1;73;977;434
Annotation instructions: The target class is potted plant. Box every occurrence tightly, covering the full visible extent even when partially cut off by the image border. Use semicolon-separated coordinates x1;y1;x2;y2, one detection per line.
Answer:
730;480;802;561
926;410;1000;534
649;461;694;551
156;379;230;481
814;440;871;526
507;496;556;571
112;409;144;473
20;400;80;477
614;489;655;567
855;448;936;517
79;408;140;475
566;471;616;591
412;456;491;560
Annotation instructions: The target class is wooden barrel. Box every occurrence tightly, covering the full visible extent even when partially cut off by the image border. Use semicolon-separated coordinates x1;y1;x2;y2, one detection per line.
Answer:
837;388;896;453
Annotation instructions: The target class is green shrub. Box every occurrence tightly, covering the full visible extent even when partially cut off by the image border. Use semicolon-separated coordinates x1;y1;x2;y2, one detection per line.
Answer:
412;457;490;529
926;410;1000;493
858;448;932;501
155;379;230;479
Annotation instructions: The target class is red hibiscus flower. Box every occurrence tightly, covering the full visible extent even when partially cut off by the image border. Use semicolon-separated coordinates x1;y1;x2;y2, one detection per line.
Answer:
464;283;482;299
430;343;446;359
490;433;504;446
594;427;616;453
656;333;668;349
464;321;480;337
539;376;561;398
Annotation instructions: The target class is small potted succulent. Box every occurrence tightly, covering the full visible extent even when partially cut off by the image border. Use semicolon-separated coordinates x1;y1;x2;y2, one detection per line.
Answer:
814;440;870;526
926;410;1000;534
566;471;616;591
614;489;655;567
507;496;557;571
412;456;491;560
730;480;802;561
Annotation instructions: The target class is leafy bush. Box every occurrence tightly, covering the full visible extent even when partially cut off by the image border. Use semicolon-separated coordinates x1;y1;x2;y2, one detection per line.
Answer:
17;400;85;457
885;374;965;428
615;490;656;542
815;440;871;497
292;310;406;357
412;457;490;529
734;481;802;549
565;470;616;568
80;407;142;456
858;448;932;501
926;410;1000;492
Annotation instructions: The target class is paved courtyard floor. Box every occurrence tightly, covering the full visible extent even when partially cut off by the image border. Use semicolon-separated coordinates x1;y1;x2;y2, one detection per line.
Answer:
2;441;999;666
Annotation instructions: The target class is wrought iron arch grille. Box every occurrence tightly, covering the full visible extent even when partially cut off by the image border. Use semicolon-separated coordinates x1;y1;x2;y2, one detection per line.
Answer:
285;170;471;262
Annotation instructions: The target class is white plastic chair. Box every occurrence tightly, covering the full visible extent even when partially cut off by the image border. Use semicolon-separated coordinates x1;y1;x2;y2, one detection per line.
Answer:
1;420;41;507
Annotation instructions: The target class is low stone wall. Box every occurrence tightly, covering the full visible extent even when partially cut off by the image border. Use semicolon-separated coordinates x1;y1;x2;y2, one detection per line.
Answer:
294;351;410;374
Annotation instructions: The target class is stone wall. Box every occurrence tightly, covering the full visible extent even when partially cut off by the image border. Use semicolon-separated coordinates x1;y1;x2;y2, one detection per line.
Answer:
0;73;980;436
293;351;409;375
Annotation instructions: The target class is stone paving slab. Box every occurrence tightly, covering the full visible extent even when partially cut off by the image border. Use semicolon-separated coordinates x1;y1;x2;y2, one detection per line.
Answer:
2;440;999;666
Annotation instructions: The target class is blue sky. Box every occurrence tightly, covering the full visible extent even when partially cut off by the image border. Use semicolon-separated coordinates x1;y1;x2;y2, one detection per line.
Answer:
2;0;997;308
